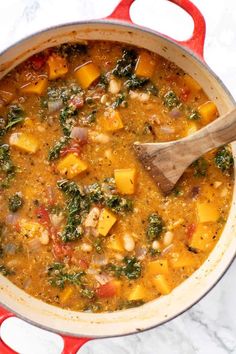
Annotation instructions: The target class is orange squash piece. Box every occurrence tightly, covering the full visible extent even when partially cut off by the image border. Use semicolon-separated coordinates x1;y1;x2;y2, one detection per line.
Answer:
47;54;68;80
198;101;218;124
135;51;156;78
74;61;100;89
20;76;48;95
114;168;136;195
99;110;124;132
57;153;88;179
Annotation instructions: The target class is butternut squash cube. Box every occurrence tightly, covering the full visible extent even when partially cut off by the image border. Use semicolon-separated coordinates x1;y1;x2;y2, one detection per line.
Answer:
20;77;48;95
197;202;219;223
113;280;122;296
57;153;88;179
74;61;100;89
97;208;117;236
135;51;156;78
147;259;169;275
99;110;124;132
170;253;196;268
60;287;74;303
107;235;124;252
183;74;201;92
189;223;213;251
47;54;68;80
9;132;39;153
114;168;136;195
128;284;147;301
153;275;171;295
198;101;218;124
19;219;42;238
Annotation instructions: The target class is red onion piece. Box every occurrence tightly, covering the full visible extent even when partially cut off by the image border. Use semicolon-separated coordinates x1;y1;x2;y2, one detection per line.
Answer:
48;99;63;113
160;126;175;134
169;107;182;118
70;127;88;142
5;213;19;225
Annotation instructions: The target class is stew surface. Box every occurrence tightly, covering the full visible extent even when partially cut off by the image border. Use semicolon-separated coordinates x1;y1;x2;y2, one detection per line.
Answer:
0;41;233;312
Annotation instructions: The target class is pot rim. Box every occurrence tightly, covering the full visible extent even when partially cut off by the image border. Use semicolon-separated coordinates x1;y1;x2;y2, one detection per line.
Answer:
0;19;235;340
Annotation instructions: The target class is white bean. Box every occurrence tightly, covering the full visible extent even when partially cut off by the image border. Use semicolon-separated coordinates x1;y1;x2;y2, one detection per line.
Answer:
100;94;109;104
89;132;110;144
163;231;174;246
81;243;92;252
108;79;121;94
152;240;160;250
39;230;49;245
84;207;100;228
123;233;135;252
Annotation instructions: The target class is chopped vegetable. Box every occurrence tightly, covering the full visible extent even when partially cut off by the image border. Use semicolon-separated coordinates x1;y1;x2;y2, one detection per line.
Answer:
107;257;141;280
135;51;155;78
48;262;84;289
47;54;68;80
152;274;171;295
96;280;121;298
128;284;147;301
57;153;88;179
112;49;137;78
196;202;219;223
74;61;100;89
198;101;218;124
188;110;200;120
147;259;169;275
105;195;133;214
163;91;180;109
20;77;48;95
114;168;136;195
6;105;25;130
8;193;23;212
0;144;16;189
215;146;233;173
147;213;164;241
97;208;117;236
99;110;124;132
112;93;127;109
183;74;201;92
48;136;70;161
192;157;208;177
125;75;149;89
9;132;39;153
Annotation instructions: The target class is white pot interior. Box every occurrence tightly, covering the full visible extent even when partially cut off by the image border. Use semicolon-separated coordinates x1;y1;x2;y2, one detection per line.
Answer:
0;21;235;338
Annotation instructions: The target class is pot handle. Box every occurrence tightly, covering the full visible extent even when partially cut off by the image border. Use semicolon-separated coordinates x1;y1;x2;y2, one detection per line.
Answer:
0;307;91;354
106;0;206;59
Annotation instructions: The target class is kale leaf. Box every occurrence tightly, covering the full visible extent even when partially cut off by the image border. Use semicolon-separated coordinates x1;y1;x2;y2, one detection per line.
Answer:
48;262;84;289
106;257;141;280
5;105;25;130
48;136;70;161
8;193;23;212
0;144;16;189
147;213;164;241
125;75;149;90
215;146;233;173
112;49;137;78
192;157;208;177
163;91;180;109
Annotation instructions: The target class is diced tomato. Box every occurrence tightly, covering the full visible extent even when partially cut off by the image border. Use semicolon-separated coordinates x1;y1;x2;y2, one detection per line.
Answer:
71;257;89;270
180;88;190;102
35;205;51;227
52;241;74;260
14;222;21;233
60;140;82;157
29;54;47;71
186;223;196;240
69;95;84;110
96;281;117;298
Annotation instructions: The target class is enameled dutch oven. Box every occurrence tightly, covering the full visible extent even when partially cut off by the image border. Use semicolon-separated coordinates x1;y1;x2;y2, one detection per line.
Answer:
0;1;236;353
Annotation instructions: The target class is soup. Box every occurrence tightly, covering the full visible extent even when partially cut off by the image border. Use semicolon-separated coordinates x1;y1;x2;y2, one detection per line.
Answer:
0;41;233;312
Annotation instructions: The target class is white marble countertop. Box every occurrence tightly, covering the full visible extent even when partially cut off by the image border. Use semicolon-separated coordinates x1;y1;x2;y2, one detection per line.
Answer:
0;0;236;353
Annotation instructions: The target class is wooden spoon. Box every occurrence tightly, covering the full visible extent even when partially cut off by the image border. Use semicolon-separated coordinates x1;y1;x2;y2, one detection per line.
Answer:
133;107;236;194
